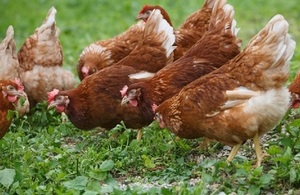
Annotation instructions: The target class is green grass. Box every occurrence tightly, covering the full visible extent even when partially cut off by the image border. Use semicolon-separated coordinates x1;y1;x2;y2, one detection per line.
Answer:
1;0;300;194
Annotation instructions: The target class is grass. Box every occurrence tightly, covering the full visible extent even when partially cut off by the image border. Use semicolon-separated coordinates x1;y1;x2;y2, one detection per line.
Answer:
0;0;300;194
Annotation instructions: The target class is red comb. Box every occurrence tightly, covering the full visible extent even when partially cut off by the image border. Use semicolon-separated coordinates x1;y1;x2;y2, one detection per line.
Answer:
139;5;150;14
81;66;89;74
152;103;158;112
120;85;128;97
13;78;24;91
47;89;59;103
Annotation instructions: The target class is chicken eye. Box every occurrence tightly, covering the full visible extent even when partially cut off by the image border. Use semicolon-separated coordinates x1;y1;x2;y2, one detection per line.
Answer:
6;85;15;91
56;96;63;101
129;89;136;95
155;113;161;121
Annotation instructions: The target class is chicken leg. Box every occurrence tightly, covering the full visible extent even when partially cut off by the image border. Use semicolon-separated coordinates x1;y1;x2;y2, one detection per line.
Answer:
197;138;213;150
226;133;265;166
136;129;143;141
226;143;242;163
253;133;265;167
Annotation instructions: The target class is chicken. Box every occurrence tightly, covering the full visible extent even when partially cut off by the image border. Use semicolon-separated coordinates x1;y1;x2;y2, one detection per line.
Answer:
289;72;300;109
77;16;146;80
47;9;175;137
121;0;241;125
137;0;217;60
17;7;76;108
0;26;30;116
154;15;295;167
0;79;27;139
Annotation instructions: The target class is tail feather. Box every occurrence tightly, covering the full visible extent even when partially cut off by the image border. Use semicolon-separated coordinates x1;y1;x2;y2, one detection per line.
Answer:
209;0;241;46
3;26;14;44
203;0;218;9
0;25;18;80
37;6;59;39
209;0;227;28
43;7;56;29
0;26;15;51
245;14;295;87
17;6;62;71
143;9;176;59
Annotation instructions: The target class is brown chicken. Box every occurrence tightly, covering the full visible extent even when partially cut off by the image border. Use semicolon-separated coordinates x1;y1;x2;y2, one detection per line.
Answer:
137;0;217;60
154;15;295;167
0;26;30;116
289;72;300;109
77;17;146;80
47;9;175;138
17;7;76;107
122;0;241;125
0;80;27;139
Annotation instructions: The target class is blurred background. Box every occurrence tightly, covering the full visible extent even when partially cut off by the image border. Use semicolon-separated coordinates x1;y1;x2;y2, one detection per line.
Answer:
0;0;299;79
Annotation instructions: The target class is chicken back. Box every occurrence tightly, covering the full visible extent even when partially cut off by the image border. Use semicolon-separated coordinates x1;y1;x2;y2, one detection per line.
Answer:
48;9;175;130
122;0;241;124
155;14;295;167
137;0;217;60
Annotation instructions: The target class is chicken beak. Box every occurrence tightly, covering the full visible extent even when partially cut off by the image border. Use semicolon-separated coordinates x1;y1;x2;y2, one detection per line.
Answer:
7;89;26;98
136;13;147;21
18;91;27;98
291;93;300;109
47;101;57;110
121;96;130;106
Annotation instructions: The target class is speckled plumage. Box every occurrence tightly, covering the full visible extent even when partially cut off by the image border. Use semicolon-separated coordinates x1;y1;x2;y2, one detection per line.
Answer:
289;72;300;108
138;0;218;61
0;80;25;138
155;14;295;166
0;26;30;116
0;26;19;80
122;0;241;123
17;7;76;107
77;19;146;80
48;10;175;130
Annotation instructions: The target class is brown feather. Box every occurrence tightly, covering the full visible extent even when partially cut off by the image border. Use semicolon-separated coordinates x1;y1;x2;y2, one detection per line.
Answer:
138;0;217;60
17;7;76;108
77;21;145;80
124;1;241;124
288;72;300;108
155;14;294;150
0;80;22;138
48;10;175;130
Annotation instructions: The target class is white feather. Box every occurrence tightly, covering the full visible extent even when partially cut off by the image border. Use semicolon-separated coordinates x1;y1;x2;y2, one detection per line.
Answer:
38;7;57;35
145;9;176;58
129;71;154;80
0;25;18;80
44;7;56;28
244;14;295;89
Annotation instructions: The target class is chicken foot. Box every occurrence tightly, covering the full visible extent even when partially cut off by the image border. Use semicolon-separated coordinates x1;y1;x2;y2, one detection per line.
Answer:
226;133;267;167
253;133;269;167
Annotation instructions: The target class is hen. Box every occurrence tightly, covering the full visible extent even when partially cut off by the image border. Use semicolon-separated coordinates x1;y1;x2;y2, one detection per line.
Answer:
47;9;175;138
122;0;241;125
137;0;217;60
289;72;300;109
0;80;27;139
154;15;295;167
0;26;30;116
17;7;76;108
77;16;145;80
